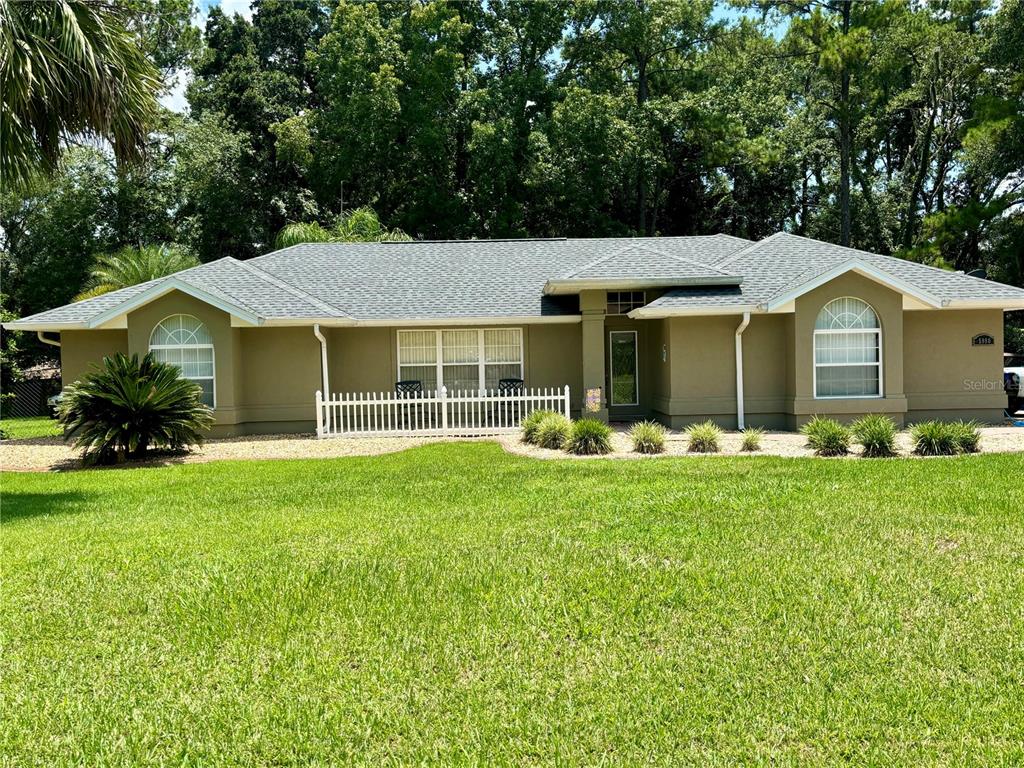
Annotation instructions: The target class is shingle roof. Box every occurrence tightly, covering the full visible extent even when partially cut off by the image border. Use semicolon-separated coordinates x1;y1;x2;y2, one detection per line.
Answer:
8;232;1024;329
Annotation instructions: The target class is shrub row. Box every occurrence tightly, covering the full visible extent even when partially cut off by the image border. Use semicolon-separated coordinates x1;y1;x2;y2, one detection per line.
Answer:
521;411;613;455
801;415;981;457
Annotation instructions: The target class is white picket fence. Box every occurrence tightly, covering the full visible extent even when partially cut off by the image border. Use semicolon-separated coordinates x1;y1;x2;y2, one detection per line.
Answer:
316;385;570;438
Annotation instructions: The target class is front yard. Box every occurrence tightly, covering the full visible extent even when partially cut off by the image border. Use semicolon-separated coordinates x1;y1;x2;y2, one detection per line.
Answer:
3;444;1023;764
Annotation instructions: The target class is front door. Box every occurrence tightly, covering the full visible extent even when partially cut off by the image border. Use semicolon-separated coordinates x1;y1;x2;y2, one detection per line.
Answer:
608;330;639;415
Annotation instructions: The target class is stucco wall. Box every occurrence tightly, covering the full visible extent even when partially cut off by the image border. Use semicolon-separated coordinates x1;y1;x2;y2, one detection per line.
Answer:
238;327;321;427
59;329;129;386
904;309;1005;423
126;291;243;429
790;272;907;426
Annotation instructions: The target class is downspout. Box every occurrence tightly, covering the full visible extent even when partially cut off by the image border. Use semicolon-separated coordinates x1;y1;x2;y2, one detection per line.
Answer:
735;312;750;431
37;331;61;348
313;324;329;395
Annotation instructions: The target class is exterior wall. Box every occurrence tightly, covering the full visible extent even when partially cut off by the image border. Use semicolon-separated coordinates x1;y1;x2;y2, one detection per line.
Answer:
59;329;129;386
650;314;788;430
238;327;321;431
904;309;1005;423
790;272;907;427
126;291;245;435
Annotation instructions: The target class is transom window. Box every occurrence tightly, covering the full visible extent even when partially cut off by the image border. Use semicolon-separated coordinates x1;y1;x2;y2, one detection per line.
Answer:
606;291;646;315
397;328;523;392
149;314;215;407
813;297;882;399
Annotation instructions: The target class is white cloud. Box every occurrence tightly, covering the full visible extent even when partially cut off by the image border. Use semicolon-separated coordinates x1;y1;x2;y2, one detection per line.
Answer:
219;0;253;21
159;71;191;114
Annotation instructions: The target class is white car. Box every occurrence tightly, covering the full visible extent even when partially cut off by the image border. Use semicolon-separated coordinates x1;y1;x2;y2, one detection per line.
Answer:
1006;353;1023;410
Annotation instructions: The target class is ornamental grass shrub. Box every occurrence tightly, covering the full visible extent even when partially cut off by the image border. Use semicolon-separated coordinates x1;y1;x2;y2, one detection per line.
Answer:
58;352;214;465
911;420;982;455
566;418;613;455
800;416;851;457
739;427;764;452
521;409;556;445
628;420;666;454
534;413;572;450
850;414;897;458
686;420;721;453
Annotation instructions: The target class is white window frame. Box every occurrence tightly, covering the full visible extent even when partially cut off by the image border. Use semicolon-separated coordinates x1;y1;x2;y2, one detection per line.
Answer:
149;314;216;408
608;329;639;406
812;297;883;400
606;291;646;316
396;328;524;393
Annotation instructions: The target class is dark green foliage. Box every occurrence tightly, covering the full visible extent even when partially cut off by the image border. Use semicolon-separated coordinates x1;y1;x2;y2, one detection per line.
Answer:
851;414;897;458
566;419;613;455
534;413;573;451
801;416;851;457
521;409;557;445
629;420;666;454
58;352;213;464
686;420;722;454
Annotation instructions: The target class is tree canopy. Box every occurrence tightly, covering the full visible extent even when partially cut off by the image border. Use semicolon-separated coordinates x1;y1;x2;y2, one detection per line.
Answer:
2;0;1023;361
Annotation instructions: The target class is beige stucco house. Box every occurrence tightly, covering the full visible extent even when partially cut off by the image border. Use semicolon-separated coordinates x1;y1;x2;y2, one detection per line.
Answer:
7;233;1024;436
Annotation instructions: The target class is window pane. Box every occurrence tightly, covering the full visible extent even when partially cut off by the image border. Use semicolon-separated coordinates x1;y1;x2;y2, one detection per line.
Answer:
195;379;215;408
815;331;879;365
442;364;478;392
442;330;479;363
484;329;521;363
609;332;637;405
816;364;880;397
815;298;879;330
398;330;437;365
485;363;521;390
398;364;437;391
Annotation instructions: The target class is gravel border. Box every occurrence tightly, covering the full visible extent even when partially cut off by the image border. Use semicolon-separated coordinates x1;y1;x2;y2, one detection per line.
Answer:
2;425;1023;472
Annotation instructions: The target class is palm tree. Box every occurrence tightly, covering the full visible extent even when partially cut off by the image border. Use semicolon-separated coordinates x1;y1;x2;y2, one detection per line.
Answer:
275;207;411;249
74;244;199;301
1;0;162;187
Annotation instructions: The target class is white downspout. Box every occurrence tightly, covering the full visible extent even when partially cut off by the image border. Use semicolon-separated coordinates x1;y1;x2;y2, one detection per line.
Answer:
313;324;329;395
37;331;61;347
734;312;750;431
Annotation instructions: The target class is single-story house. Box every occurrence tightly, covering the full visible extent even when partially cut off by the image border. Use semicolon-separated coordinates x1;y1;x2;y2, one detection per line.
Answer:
6;232;1024;435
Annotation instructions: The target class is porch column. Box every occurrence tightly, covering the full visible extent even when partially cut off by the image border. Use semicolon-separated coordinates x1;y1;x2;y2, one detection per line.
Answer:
580;289;608;422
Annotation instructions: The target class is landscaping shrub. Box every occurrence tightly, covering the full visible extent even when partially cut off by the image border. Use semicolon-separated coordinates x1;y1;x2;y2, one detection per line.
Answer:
59;352;214;464
952;420;982;453
800;416;851;456
566;418;613;455
534;413;572;450
911;420;982;455
628;420;666;454
850;414;897;458
521;409;556;445
686;420;722;453
740;427;764;452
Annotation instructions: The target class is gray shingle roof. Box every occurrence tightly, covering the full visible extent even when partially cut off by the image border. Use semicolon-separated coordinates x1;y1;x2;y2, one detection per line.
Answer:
8;232;1024;329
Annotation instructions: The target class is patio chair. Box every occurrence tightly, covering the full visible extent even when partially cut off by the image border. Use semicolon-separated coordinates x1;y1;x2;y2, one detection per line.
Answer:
395;380;423;395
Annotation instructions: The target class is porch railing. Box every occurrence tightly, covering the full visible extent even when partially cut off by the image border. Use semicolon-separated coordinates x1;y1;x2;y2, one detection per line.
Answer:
315;385;570;438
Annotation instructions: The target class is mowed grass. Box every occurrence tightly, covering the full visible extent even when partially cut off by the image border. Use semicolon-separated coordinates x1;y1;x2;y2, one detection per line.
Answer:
0;414;60;440
3;444;1024;766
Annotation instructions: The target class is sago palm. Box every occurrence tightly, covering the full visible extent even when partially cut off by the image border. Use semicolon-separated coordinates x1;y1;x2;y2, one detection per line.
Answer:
58;352;214;464
0;0;162;187
275;206;411;248
74;244;199;301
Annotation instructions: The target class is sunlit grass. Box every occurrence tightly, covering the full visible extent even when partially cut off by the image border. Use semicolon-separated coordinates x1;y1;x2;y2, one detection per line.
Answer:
3;444;1023;765
0;415;60;440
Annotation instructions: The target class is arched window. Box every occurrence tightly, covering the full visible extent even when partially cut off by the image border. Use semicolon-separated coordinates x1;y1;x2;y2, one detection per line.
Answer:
149;315;215;407
813;297;882;398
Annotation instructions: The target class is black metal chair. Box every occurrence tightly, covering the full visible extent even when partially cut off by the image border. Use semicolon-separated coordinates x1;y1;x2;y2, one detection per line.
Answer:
497;378;524;393
395;380;423;395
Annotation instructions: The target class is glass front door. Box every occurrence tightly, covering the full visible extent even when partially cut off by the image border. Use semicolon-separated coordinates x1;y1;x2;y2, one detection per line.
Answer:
609;330;638;406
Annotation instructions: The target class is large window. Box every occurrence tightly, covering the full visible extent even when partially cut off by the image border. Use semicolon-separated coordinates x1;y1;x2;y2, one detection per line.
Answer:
813;297;881;398
397;328;523;392
149;315;215;407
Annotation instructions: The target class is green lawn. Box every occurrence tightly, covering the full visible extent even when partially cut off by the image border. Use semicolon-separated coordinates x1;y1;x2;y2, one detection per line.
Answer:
3;444;1023;765
0;414;60;440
